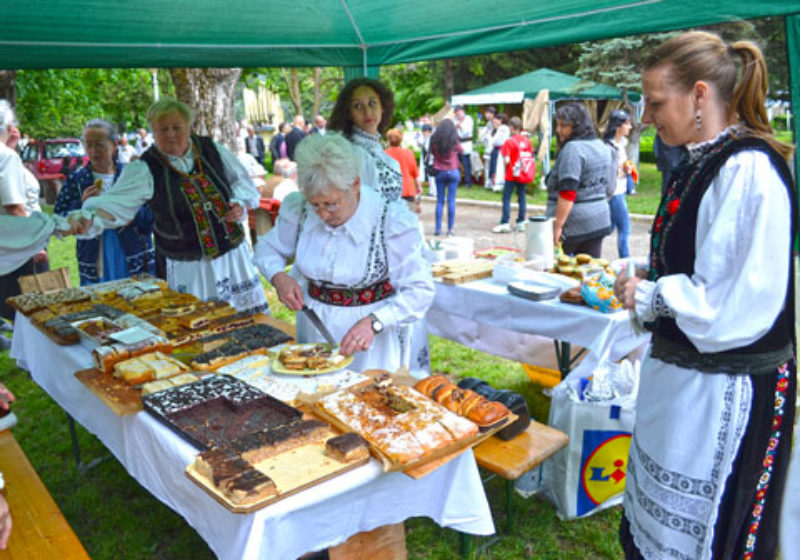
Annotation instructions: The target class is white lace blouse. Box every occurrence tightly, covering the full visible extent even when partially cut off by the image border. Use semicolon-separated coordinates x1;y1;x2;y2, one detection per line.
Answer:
634;148;791;353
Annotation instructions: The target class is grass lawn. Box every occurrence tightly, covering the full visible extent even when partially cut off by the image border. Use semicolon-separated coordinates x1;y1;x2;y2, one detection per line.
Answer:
0;217;626;559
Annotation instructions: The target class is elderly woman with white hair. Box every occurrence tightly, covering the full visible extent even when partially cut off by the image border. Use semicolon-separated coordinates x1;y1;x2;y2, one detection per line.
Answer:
254;132;434;372
68;98;268;313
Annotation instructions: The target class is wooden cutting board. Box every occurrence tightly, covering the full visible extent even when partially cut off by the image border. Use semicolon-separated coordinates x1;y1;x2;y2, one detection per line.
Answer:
185;436;370;513
432;260;494;285
75;368;143;416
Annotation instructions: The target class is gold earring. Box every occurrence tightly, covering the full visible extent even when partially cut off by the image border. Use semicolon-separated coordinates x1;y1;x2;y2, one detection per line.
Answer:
695;109;703;132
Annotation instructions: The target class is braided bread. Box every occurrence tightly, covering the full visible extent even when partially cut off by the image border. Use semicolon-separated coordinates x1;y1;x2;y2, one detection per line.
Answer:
414;376;510;428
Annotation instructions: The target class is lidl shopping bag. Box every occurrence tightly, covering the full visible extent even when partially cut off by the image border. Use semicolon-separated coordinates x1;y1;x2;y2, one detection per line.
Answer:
539;371;637;519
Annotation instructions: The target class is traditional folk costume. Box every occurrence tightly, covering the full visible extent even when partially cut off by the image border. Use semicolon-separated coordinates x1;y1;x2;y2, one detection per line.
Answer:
349;126;403;202
620;128;796;560
349;126;431;375
54;163;155;285
77;136;268;314
254;186;434;373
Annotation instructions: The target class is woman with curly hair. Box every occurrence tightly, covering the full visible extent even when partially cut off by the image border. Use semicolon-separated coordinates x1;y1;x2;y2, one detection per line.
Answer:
327;78;402;202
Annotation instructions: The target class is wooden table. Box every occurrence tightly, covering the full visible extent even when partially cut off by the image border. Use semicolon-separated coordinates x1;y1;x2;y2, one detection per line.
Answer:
0;429;89;559
11;314;494;560
459;421;569;558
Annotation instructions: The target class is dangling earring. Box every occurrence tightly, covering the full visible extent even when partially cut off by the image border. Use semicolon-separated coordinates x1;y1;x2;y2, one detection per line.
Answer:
695;109;703;132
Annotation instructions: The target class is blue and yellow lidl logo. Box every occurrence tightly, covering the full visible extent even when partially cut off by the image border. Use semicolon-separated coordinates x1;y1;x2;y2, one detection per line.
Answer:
576;430;632;515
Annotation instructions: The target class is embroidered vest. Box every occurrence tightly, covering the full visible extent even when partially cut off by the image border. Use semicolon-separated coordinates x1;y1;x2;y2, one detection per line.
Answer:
648;135;796;374
141;136;243;261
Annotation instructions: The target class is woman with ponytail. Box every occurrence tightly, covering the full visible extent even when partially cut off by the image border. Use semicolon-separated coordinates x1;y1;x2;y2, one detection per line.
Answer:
614;31;795;559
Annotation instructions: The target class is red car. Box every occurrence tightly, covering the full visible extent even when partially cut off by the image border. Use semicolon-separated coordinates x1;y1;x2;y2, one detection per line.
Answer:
20;138;88;204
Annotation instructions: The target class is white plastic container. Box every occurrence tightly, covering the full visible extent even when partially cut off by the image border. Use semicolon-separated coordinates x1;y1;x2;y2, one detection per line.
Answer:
439;236;475;261
524;216;554;269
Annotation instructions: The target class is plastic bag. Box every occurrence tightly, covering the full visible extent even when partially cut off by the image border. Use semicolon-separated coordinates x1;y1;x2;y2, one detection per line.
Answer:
580;270;622;313
527;357;640;519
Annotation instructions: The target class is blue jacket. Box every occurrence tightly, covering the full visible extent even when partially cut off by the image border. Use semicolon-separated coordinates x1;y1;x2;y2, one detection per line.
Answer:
54;162;155;285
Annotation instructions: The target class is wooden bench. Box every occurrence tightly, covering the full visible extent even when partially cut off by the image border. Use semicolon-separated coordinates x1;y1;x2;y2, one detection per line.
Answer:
0;429;89;559
460;420;569;558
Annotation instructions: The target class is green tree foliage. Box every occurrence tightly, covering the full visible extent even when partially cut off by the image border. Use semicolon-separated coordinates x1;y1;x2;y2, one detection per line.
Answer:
382;62;444;123
15;68;173;138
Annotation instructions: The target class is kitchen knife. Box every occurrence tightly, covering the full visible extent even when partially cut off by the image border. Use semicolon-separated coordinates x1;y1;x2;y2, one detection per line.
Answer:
301;306;338;348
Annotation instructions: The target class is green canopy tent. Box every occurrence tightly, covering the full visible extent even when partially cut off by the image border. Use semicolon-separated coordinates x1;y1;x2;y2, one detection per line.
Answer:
450;68;640;106
451;68;645;182
1;0;799;173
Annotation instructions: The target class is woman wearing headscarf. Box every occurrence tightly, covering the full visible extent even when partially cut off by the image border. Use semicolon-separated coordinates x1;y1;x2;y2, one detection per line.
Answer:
55;118;155;285
546;103;613;257
254;133;433;373
615;31;795;560
67;98;267;314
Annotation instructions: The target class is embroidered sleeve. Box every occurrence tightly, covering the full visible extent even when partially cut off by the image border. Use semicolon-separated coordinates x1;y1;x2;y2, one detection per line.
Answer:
215;141;260;209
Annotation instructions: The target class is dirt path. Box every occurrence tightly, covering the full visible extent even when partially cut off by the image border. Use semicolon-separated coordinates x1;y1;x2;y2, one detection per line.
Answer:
418;195;652;261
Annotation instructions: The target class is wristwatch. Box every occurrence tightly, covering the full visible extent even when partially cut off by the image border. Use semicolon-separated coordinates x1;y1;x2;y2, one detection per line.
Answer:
369;313;384;334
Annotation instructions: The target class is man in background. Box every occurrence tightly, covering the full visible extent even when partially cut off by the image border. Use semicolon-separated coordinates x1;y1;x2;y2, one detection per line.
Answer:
284;115;307;161
118;134;136;164
453;105;474;188
245;125;265;166
134;127;153;156
310;115;327;136
270;158;299;202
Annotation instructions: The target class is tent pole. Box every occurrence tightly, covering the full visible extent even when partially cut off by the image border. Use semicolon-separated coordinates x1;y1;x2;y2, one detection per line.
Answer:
786;15;800;183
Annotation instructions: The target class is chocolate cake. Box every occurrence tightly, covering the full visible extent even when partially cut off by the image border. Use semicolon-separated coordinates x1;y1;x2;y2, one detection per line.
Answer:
196;448;252;485
324;432;370;462
221;467;277;503
143;376;303;449
231;418;330;463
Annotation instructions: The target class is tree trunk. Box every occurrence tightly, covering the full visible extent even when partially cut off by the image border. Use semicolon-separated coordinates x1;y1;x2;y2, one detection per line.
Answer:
443;59;455;103
169;68;241;151
0;71;17;106
311;67;322;118
283;68;303;118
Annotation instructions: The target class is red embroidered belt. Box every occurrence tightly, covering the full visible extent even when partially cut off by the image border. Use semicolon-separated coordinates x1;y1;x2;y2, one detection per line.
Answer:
308;278;395;307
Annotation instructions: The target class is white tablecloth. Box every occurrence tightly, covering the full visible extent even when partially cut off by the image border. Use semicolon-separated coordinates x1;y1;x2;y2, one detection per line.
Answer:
10;315;494;560
428;278;650;367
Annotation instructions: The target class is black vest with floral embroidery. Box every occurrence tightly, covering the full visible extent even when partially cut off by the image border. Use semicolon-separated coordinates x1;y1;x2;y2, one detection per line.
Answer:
141;135;243;261
648;134;796;373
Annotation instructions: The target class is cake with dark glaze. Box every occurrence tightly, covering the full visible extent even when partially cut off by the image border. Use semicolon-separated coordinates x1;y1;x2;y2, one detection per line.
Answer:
231;418;331;463
324;432;370;462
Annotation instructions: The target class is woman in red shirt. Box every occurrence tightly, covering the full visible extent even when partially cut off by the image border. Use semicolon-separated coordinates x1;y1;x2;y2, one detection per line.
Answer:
385;128;421;213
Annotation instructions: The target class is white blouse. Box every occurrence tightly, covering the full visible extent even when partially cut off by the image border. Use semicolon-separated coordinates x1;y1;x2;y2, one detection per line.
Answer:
78;141;259;232
0;212;66;274
634;149;790;353
254;186;434;330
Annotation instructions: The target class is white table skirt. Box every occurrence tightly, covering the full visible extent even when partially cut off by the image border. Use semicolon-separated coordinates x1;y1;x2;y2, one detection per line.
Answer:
11;315;494;560
427;278;651;366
